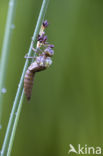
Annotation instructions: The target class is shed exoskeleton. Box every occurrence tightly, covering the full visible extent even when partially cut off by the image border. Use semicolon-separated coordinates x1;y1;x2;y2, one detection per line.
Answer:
24;20;54;100
24;48;54;100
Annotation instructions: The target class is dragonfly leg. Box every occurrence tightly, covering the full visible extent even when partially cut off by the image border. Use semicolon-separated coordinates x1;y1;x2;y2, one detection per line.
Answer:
31;40;38;53
24;54;36;59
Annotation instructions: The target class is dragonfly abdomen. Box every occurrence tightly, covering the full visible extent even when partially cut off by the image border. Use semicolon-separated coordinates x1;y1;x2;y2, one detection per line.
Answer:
24;69;35;101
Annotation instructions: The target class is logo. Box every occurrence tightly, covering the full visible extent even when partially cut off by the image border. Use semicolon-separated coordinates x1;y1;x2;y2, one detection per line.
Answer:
68;144;101;155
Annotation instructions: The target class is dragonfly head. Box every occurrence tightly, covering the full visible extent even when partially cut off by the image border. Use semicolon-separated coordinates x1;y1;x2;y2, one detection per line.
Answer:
44;47;54;57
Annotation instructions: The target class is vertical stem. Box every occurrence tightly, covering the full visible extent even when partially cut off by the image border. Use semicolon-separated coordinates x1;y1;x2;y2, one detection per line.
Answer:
0;0;17;125
7;90;24;156
1;0;50;155
6;18;47;156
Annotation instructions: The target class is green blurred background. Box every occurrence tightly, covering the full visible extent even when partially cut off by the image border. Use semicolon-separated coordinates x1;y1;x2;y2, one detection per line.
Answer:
0;0;103;155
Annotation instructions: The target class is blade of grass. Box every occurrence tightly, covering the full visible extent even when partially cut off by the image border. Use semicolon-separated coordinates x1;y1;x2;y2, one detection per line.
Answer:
7;90;24;156
6;16;48;155
1;0;50;155
0;0;17;126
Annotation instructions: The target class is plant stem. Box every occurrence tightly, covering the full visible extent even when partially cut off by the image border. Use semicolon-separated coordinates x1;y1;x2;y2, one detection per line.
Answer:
1;0;50;155
0;0;17;126
7;90;24;156
6;19;46;156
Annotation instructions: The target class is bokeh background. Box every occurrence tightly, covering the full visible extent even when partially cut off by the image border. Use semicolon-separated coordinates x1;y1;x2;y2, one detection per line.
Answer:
0;0;103;155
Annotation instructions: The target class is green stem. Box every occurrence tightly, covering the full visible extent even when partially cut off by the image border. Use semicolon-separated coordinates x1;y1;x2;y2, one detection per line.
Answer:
0;0;17;126
7;90;24;156
1;0;50;155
